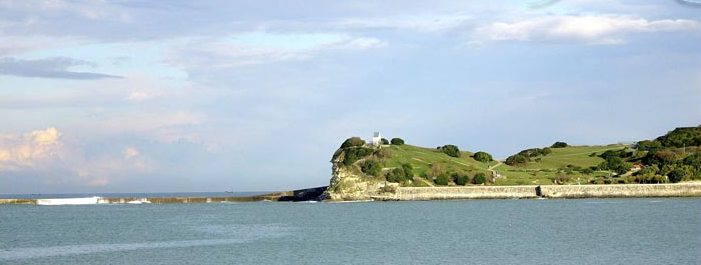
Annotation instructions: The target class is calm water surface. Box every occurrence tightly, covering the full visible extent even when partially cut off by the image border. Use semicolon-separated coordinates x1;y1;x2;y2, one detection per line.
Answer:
1;198;699;264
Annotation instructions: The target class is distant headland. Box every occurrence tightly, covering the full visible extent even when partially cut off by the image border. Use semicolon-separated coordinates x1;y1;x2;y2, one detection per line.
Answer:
325;126;701;200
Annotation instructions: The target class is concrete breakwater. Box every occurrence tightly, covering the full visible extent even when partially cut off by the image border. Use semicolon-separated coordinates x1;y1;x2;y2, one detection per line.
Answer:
373;183;701;201
0;192;291;205
0;186;330;205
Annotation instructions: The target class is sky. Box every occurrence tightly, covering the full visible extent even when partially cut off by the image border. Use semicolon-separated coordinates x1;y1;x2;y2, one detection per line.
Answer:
0;0;700;194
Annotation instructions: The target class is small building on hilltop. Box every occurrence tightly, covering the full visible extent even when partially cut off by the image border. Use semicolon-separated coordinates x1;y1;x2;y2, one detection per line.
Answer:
371;132;382;146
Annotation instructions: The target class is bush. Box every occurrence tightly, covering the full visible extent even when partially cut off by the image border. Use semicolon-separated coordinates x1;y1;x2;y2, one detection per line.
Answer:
453;173;469;185
342;147;374;166
340;137;365;148
505;154;528;166
541;147;552;156
401;163;414;178
386;168;405;183
435;173;450;185
386;163;414;183
668;168;685;183
390;138;405;145
440;145;461;158
551;141;568;148
360;160;382;177
473;151;493;162
581;168;594;175
473;173;486;184
380;138;389;145
598;156;631;175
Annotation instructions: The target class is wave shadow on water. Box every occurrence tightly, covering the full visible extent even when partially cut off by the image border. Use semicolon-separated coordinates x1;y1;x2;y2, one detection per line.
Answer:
0;224;293;261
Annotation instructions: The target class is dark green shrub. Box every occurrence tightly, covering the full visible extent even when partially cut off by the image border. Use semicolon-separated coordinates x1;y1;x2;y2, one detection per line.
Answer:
473;151;493;162
473;173;486;184
440;145;461;157
360;160;382;177
380;138;389;145
341;137;365;148
581;168;594;175
390;138;405;145
635;140;662;151
668;167;691;183
551;141;568;148
655;127;701;148
343;147;374;166
435;173;450;185
386;168;405;183
453;173;468;185
505;154;528;166
541;147;552;156
598;156;631;175
401;163;413;178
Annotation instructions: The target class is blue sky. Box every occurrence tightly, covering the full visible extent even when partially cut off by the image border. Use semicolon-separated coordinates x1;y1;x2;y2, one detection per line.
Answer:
0;0;699;193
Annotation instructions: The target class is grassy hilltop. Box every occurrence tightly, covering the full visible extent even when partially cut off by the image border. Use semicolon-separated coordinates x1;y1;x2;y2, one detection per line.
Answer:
332;126;701;187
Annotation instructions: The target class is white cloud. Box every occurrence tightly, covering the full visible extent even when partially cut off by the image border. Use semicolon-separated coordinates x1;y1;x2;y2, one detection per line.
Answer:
127;91;151;101
474;15;701;45
331;15;472;32
122;146;139;159
167;33;387;68
0;127;62;171
0;127;152;187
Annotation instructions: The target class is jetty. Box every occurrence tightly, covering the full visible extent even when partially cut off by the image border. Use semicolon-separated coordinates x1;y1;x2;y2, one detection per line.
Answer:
0;186;328;205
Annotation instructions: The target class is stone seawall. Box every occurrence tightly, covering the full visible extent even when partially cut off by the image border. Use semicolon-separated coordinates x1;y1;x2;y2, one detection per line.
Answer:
374;183;701;201
540;183;701;198
377;186;539;200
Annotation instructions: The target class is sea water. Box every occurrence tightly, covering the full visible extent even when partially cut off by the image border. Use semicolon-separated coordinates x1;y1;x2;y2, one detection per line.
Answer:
0;198;699;264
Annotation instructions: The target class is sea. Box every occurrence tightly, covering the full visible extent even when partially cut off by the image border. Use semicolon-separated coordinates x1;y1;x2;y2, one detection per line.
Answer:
1;198;699;264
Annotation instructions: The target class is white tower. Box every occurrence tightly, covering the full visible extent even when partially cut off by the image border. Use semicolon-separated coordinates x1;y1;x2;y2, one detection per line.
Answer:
371;132;382;146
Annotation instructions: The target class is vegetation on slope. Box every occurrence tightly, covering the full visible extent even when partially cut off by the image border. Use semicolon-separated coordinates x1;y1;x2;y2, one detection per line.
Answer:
333;137;495;187
333;126;701;187
496;126;701;185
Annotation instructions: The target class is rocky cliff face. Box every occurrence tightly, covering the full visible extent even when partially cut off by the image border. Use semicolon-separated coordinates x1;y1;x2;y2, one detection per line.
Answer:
324;147;394;201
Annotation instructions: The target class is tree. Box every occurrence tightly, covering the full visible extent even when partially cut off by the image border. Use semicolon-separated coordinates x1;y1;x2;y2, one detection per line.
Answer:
440;145;461;157
390;138;405;145
473;151;493;162
473;172;486;184
360;160;382;177
341;137;365;148
435;173;450;185
551;141;568;148
380;138;389;145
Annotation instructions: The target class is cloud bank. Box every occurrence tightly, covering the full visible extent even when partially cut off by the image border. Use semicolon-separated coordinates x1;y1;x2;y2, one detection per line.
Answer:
0;57;122;79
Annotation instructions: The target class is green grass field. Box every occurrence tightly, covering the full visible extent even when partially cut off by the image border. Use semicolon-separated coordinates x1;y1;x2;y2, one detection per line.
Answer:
374;144;627;186
493;145;627;185
381;145;495;178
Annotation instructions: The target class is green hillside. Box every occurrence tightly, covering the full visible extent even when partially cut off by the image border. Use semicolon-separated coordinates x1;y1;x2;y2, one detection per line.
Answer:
383;144;495;179
333;126;701;187
494;145;627;185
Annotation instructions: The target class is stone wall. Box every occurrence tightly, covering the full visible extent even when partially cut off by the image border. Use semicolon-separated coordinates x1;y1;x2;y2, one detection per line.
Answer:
375;183;701;201
540;183;701;198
